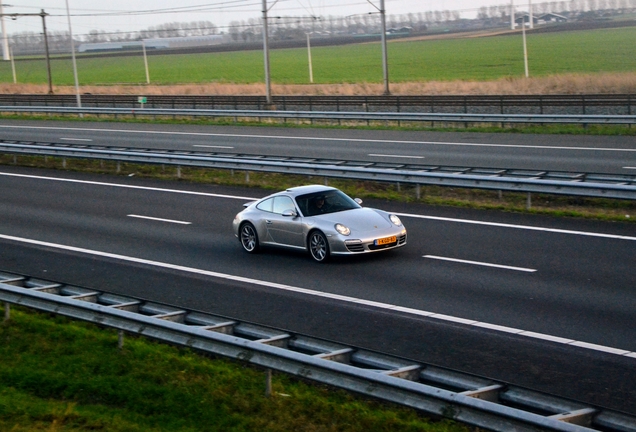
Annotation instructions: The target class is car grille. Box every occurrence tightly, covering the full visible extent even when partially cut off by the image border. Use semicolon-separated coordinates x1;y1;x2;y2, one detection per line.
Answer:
345;243;365;252
368;241;397;251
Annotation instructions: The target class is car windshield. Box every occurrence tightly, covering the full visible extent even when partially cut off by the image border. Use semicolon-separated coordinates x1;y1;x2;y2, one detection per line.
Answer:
296;190;361;217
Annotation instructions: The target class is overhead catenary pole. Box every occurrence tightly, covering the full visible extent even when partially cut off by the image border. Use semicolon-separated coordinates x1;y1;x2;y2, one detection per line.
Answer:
262;0;272;106
522;13;529;77
9;46;15;83
0;1;9;61
379;0;389;95
65;0;81;109
367;0;390;95
41;10;53;94
306;32;313;83
510;0;515;30
0;10;54;92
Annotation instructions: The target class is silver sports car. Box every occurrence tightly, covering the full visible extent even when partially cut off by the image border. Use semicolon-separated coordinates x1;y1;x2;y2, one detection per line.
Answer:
232;185;407;262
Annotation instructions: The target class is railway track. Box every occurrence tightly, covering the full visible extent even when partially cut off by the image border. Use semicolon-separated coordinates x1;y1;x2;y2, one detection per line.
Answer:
0;93;633;115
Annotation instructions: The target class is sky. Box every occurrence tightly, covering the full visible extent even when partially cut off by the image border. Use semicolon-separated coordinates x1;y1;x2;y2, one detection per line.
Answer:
2;0;521;37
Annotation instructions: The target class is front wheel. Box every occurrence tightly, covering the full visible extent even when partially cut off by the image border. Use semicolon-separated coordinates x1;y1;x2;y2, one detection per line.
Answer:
239;222;260;253
308;231;329;263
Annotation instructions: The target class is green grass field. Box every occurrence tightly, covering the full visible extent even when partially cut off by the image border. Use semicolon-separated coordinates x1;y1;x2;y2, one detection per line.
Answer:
0;306;470;431
1;26;635;86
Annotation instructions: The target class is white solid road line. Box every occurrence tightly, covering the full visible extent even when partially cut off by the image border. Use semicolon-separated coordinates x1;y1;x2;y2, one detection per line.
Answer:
60;137;93;141
0;232;634;359
423;255;537;272
127;215;191;225
369;154;425;159
0;172;257;200
193;145;234;149
398;212;636;241
1;124;635;152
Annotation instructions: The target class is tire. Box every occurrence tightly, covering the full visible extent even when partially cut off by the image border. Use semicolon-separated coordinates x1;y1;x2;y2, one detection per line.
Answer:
308;230;329;263
239;222;260;253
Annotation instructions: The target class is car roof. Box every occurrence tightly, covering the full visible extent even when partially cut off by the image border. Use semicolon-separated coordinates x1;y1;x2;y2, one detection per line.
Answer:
284;185;337;197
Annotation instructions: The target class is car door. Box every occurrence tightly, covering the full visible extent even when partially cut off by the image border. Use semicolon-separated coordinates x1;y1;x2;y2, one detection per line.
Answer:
265;196;304;248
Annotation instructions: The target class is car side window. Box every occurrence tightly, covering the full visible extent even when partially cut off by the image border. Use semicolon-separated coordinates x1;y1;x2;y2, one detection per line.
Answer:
273;196;295;214
256;198;273;212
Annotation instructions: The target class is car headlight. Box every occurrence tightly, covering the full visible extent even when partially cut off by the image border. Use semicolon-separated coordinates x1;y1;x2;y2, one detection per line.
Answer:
389;214;402;226
335;223;351;236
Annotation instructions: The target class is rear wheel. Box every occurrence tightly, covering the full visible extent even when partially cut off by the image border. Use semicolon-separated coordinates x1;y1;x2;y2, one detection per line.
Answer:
239;222;260;253
308;231;329;263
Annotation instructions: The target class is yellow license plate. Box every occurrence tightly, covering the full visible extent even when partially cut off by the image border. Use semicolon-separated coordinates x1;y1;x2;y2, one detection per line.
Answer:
375;236;396;246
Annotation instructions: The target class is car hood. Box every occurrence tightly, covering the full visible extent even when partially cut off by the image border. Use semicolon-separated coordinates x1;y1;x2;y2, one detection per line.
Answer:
314;208;393;232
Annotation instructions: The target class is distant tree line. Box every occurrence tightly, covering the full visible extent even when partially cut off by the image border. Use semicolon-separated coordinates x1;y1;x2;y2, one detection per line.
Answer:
7;0;636;55
476;0;635;23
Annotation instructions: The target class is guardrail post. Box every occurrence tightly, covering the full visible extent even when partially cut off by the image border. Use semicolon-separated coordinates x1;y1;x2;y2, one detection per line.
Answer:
118;330;124;349
464;96;468;128
245;172;250;183
526;193;532;210
582;95;586;115
177;165;181;179
416;184;421;200
3;302;9;321
265;369;272;397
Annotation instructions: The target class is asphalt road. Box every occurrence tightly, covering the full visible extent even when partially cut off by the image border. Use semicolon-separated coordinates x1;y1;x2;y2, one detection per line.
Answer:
1;120;636;174
0;165;634;414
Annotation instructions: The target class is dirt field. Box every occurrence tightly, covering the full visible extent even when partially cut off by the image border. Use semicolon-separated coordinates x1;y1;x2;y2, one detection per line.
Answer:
2;72;636;96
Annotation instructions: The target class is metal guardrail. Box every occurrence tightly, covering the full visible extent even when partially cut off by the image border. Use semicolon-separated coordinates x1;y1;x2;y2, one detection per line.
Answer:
1;105;635;125
1;140;635;200
1;272;635;432
0;94;633;116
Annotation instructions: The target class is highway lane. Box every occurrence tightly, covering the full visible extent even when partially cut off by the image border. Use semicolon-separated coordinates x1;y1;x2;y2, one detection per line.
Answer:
0;166;633;349
1;120;635;174
0;166;635;414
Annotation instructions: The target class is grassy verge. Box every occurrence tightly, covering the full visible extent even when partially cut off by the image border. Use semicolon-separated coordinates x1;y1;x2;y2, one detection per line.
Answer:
0;306;471;432
1;153;634;223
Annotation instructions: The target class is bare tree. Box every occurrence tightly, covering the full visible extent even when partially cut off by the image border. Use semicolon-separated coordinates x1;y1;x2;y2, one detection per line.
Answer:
228;21;241;42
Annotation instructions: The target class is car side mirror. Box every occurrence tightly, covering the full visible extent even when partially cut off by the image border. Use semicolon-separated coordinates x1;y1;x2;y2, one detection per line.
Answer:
282;209;298;218
354;198;363;205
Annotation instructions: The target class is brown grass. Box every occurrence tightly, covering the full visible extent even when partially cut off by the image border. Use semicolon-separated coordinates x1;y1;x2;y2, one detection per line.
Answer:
2;72;635;96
